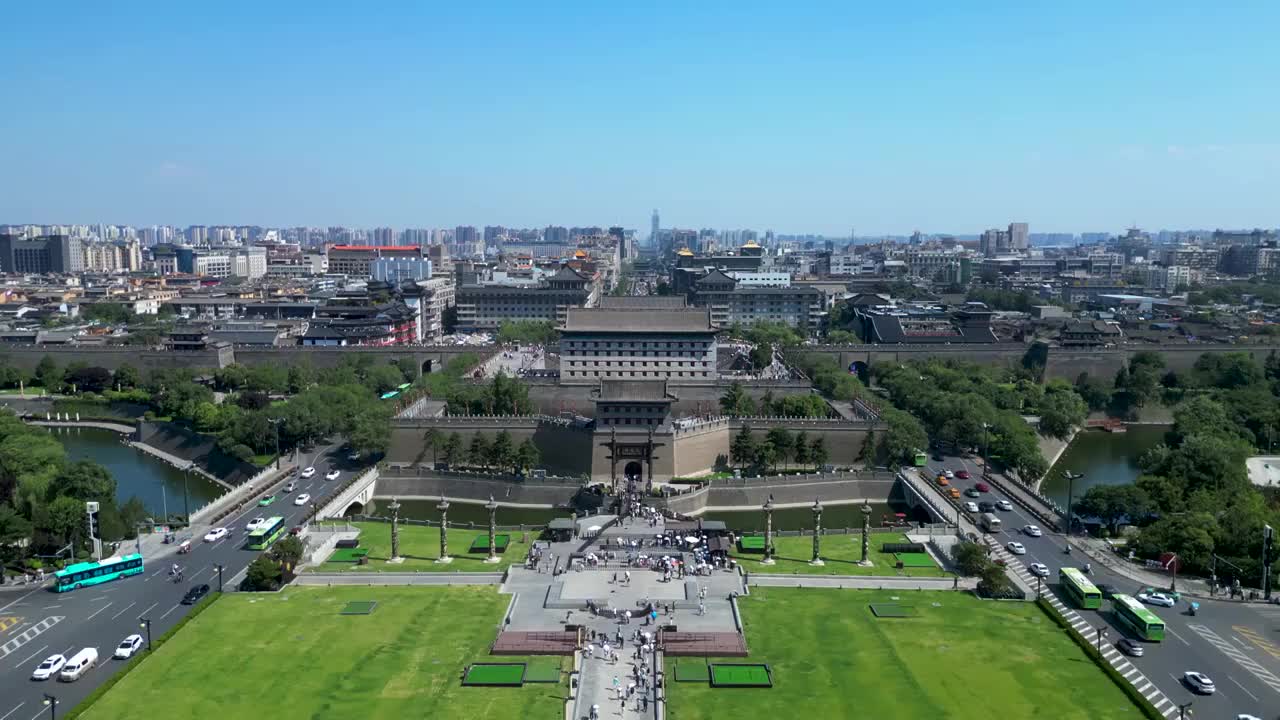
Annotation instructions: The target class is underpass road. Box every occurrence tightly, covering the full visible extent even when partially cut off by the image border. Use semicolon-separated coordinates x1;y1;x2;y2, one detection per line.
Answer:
930;452;1279;719
0;444;359;719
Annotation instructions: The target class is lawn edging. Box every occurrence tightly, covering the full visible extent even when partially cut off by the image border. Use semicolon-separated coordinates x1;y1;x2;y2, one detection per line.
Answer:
1034;597;1163;720
64;592;222;720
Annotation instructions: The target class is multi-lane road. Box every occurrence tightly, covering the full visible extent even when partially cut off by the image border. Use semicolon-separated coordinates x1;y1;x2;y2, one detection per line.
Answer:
929;453;1280;719
0;443;358;720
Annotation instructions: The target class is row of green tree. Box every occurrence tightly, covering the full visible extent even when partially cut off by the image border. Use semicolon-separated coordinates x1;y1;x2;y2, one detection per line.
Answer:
495;320;559;345
874;359;1092;480
1072;351;1280;582
728;426;831;475
718;382;830;418
419;429;542;475
1;412;151;577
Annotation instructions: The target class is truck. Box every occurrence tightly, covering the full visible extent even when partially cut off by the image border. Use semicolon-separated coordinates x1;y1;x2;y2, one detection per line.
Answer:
979;513;1002;532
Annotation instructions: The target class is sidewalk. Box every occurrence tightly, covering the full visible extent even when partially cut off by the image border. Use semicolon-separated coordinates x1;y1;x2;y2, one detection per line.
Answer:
1069;535;1212;597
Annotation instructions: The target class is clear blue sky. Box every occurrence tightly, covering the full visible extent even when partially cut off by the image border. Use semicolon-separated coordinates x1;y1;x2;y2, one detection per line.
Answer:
2;2;1277;235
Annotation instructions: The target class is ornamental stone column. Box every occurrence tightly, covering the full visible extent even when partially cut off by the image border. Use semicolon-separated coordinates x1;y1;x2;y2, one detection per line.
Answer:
859;503;873;566
388;497;404;564
809;498;824;566
436;497;452;564
485;495;500;564
762;496;776;565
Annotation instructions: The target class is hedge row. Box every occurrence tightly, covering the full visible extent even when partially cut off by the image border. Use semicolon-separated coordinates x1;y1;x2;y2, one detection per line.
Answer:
1034;597;1163;720
64;592;222;719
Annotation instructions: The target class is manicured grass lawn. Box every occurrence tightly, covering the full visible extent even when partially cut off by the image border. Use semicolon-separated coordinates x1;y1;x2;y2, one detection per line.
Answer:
665;588;1143;720
85;586;566;720
318;521;533;572
730;533;949;577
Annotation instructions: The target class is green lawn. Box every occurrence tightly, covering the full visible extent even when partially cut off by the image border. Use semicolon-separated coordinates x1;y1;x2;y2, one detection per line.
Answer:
666;588;1144;720
317;521;533;572
731;533;949;577
84;586;566;720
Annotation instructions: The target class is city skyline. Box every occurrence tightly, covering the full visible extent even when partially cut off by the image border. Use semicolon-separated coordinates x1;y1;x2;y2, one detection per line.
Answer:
2;3;1278;234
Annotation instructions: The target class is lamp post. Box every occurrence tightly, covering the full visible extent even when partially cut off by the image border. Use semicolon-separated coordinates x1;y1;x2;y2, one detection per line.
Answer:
1176;701;1192;719
182;464;191;523
980;422;991;479
1035;575;1042;598
485;495;500;563
1263;524;1274;601
139;617;153;651
388;497;403;564
859;503;873;566
761;496;775;565
1062;470;1083;550
809;498;824;566
1094;626;1108;653
436;497;452;564
214;564;224;593
42;694;57;720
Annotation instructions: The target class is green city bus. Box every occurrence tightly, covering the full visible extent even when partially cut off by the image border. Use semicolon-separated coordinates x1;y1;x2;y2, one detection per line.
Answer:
246;516;288;550
1058;567;1103;609
1111;594;1165;642
912;450;928;467
53;553;145;592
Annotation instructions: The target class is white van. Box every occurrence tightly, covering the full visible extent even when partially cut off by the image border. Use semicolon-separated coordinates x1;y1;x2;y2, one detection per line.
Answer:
59;648;98;682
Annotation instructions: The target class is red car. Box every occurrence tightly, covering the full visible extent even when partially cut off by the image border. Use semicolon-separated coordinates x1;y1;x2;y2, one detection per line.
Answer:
975;482;990;493
955;470;971;480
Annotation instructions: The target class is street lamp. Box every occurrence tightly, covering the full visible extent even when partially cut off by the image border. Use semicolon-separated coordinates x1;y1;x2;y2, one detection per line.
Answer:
1062;470;1083;552
980;422;991;479
139;617;152;651
1094;626;1108;653
1176;701;1192;719
214;564;224;593
42;693;57;720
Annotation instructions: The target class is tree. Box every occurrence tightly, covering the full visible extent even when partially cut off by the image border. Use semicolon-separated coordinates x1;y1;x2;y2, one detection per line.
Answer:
443;432;463;467
951;541;989;576
270;535;306;572
236;391;271;411
977;561;1012;597
516;439;541;474
879;408;928;466
720;382;756;417
287;363;315;394
765;427;792;471
113;363;140;390
48;460;115;502
792;431;811;469
857;429;876;465
34;355;63;392
423;428;442;465
1073;371;1111;412
750;343;773;371
45;495;87;545
730;427;756;469
1038;389;1087;439
245;555;283;591
66;366;112;393
754;442;779;476
1075;484;1153;533
468;433;491;469
348;412;391;457
489;430;515;473
809;436;829;469
0;504;32;565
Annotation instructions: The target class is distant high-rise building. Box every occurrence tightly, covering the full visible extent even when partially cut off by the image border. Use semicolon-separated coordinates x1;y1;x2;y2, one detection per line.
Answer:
1008;222;1029;251
651;209;660;246
373;227;397;246
0;234;85;274
455;226;479;246
544;226;569;244
484;226;507;245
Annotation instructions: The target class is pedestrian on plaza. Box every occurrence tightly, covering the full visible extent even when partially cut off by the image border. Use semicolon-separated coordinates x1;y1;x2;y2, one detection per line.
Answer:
625;570;631;584
587;643;594;658
624;610;632;624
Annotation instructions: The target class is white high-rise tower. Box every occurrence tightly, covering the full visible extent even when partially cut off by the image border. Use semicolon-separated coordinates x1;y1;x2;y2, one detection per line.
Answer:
650;209;660;247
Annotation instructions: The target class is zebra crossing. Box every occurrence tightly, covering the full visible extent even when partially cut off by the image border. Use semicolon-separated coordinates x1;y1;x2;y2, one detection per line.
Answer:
993;543;1180;718
1186;624;1280;696
0;616;63;661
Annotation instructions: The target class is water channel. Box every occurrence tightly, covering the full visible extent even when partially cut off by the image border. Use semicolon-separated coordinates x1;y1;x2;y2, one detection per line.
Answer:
51;427;225;518
1040;425;1169;508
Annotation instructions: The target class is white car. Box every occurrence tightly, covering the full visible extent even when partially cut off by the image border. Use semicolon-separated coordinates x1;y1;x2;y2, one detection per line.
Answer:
944;470;955;479
203;527;228;543
963;501;979;513
325;469;340;481
300;467;316;479
1028;562;1049;577
294;492;311;506
995;500;1013;511
1182;671;1215;694
1138;592;1176;608
114;634;144;660
1023;525;1043;537
1006;541;1027;555
245;517;268;532
31;654;66;680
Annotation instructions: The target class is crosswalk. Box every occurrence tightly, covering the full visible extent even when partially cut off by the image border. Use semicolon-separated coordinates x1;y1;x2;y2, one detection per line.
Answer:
1186;624;1280;696
993;545;1180;718
0;616;63;661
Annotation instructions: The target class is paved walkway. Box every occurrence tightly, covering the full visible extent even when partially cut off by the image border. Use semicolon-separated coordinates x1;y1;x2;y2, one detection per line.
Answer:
749;575;975;590
128;441;233;489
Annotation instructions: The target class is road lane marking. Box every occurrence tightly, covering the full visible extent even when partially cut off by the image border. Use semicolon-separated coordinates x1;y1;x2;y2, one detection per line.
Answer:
1230;676;1260;702
90;595;109;601
159;603;181;620
1164;627;1191;646
1186;623;1280;695
111;601;137;620
85;602;113;622
40;605;61;610
1234;624;1280;661
0;587;42;614
0;616;65;661
0;616;21;633
11;643;48;670
0;703;24;720
137;601;158;619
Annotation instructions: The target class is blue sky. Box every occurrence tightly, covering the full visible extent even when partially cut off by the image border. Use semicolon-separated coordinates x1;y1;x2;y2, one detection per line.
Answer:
1;2;1277;235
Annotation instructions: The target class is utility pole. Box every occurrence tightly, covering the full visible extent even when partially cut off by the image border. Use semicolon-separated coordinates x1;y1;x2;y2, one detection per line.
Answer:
1062;470;1083;549
1264;525;1274;601
85;502;100;561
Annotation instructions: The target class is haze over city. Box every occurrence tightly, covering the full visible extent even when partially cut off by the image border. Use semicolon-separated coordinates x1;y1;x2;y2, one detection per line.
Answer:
3;2;1278;233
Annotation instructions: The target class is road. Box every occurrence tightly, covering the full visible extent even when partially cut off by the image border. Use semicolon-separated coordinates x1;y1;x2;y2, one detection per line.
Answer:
928;452;1280;719
0;442;361;720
